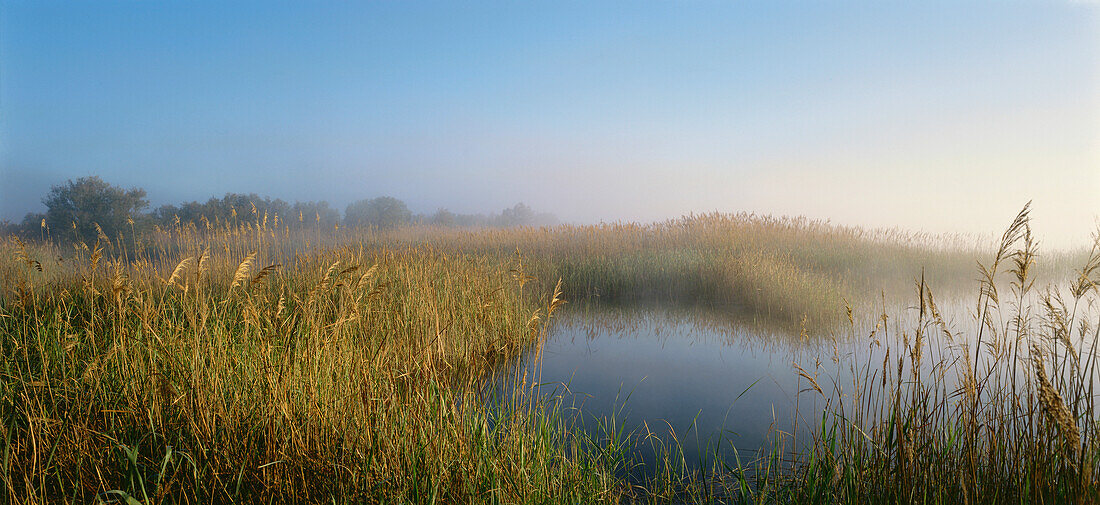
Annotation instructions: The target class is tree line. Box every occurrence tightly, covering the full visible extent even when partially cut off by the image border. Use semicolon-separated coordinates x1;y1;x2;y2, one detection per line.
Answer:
1;176;557;244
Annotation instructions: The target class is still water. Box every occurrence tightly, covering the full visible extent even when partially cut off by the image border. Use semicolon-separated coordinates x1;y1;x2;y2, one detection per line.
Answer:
488;291;1084;476
502;304;842;470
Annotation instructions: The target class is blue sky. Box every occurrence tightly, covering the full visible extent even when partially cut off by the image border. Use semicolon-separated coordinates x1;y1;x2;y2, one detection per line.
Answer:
1;1;1097;245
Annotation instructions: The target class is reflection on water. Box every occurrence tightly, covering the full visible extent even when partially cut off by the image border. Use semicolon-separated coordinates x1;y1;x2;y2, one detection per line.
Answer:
500;303;837;472
487;289;1094;482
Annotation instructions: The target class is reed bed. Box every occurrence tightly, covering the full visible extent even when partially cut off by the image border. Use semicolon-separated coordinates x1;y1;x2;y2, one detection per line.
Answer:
1;208;1095;503
385;213;996;327
120;211;1015;327
0;233;623;503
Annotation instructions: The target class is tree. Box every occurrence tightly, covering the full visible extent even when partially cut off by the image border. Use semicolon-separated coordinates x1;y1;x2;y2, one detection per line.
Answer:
0;219;16;237
429;208;456;227
19;213;47;239
291;201;340;229
344;197;412;229
152;193;303;230
498;203;535;227
43;176;148;244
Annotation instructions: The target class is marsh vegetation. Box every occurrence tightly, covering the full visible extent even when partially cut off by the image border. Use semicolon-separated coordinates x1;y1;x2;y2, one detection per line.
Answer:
2;200;1098;503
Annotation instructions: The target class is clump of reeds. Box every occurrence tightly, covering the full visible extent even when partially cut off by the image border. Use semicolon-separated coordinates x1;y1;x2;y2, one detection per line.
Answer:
0;225;628;503
374;212;1011;328
787;204;1100;504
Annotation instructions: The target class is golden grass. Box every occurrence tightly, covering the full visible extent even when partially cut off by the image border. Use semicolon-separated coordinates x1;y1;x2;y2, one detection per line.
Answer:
128;211;1023;327
785;206;1100;504
1;208;1094;503
0;233;624;503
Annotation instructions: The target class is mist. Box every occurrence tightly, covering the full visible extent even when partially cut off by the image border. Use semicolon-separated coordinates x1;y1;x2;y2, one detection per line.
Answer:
2;1;1098;248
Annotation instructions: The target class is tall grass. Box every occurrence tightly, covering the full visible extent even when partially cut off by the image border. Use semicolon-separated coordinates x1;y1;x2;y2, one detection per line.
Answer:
392;214;995;327
0;233;623;503
786;204;1100;503
1;208;1095;503
121;212;1016;327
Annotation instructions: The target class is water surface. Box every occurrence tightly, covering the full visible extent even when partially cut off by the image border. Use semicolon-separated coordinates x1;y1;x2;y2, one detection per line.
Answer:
491;290;1095;480
505;304;835;471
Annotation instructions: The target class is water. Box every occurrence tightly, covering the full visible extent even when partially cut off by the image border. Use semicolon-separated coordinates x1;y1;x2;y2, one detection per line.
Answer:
500;304;836;471
488;293;1096;477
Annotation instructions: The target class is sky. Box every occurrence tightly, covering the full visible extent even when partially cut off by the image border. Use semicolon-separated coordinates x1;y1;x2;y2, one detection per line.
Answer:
1;1;1098;247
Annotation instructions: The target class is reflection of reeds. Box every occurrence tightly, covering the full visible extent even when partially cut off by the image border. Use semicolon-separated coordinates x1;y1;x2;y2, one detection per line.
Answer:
544;302;832;356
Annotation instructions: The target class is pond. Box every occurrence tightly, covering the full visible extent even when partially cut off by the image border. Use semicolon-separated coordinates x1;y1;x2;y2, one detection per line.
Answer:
483;285;1095;486
494;303;844;474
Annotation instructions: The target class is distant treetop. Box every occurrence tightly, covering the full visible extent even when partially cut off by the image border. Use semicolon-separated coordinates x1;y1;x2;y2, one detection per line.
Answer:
1;176;558;241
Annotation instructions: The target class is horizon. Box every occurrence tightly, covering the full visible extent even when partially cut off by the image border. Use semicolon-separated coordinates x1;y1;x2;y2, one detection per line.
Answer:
0;175;1072;254
2;1;1098;247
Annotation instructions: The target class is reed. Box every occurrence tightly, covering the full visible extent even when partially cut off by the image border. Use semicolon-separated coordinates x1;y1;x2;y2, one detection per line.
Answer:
782;206;1100;504
0;208;1093;503
128;211;1025;327
0;232;623;503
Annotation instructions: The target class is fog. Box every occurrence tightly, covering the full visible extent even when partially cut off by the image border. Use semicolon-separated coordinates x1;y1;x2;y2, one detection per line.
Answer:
2;1;1098;248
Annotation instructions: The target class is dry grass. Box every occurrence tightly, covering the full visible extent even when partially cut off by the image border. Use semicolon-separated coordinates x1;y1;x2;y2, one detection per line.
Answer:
0;207;1094;503
783;206;1100;504
149;211;1017;327
0;231;621;503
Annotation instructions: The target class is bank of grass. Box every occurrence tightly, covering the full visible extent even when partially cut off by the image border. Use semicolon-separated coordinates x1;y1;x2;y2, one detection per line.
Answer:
2;209;1097;503
393;214;992;326
122;212;1084;328
1;235;628;503
152;212;1006;327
